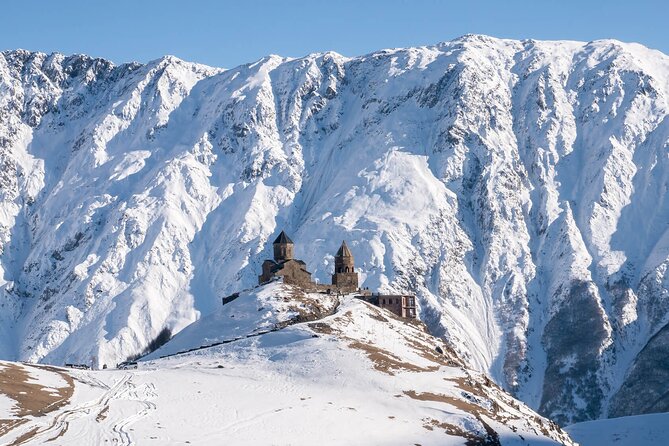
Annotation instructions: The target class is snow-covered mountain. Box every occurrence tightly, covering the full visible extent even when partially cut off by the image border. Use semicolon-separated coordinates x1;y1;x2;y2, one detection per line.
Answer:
1;35;669;425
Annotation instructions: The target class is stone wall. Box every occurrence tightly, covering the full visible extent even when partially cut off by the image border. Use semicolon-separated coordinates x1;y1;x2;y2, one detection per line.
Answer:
332;272;358;292
274;260;313;287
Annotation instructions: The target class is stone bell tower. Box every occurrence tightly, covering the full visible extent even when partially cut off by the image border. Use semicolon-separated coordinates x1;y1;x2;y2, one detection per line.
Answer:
332;240;358;292
273;230;294;262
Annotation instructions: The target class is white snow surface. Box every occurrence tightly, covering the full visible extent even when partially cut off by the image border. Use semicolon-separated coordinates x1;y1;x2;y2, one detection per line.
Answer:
1;36;669;423
566;412;669;446
0;283;575;445
145;280;339;358
0;393;18;420
21;363;69;390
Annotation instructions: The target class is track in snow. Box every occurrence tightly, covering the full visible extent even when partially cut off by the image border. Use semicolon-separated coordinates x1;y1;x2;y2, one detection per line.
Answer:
110;381;157;445
4;373;156;446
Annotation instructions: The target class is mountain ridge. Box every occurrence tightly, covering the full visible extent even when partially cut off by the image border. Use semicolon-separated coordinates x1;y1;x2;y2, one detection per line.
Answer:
1;35;669;424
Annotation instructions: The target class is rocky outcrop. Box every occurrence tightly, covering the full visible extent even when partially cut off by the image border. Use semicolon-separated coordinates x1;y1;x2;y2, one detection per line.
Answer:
609;321;669;417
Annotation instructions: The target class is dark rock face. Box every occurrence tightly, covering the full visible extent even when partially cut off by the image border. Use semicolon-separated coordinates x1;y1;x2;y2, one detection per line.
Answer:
609;322;669;417
541;281;609;425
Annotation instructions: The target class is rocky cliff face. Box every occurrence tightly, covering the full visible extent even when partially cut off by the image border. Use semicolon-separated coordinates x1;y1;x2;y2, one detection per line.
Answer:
1;35;668;424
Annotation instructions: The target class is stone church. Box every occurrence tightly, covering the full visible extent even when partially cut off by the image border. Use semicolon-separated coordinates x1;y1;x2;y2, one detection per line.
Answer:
258;231;358;292
331;240;358;292
258;231;314;287
257;230;416;319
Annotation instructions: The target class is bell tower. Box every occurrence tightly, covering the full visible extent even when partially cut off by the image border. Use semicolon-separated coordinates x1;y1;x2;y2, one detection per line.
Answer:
332;240;358;291
273;231;294;262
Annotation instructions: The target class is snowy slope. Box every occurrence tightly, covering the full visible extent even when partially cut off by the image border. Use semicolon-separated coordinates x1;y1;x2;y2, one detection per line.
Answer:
144;281;339;358
1;36;669;424
566;412;669;446
0;283;576;445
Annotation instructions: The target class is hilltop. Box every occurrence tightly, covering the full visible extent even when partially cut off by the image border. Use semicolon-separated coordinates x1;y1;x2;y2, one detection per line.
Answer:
0;282;575;445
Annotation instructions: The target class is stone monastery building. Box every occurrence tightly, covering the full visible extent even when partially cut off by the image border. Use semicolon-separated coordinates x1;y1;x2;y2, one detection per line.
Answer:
258;231;416;319
258;231;314;288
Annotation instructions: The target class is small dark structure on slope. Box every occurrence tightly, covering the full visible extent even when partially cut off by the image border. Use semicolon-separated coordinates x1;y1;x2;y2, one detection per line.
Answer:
257;230;417;319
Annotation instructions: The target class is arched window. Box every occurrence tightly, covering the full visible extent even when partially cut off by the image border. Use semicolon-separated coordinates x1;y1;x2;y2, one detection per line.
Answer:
345;266;349;272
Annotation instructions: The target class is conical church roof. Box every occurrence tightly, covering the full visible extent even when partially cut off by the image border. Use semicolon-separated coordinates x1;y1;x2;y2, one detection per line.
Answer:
336;240;353;257
273;230;294;245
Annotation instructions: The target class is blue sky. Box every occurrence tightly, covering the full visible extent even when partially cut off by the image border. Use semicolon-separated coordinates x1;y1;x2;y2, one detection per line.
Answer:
1;0;667;67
